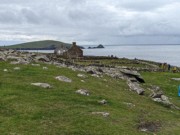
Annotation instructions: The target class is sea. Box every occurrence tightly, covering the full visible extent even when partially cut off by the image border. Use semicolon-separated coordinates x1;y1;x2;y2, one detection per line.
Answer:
22;45;180;67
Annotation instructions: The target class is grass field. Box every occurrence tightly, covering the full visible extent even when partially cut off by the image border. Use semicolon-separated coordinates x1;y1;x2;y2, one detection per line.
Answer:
0;61;179;135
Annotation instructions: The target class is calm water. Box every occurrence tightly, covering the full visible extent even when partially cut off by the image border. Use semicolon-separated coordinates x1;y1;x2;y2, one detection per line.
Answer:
22;45;180;67
83;45;180;67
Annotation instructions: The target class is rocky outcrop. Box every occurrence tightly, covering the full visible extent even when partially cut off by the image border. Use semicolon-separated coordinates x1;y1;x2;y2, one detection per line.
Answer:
120;69;145;83
149;85;179;110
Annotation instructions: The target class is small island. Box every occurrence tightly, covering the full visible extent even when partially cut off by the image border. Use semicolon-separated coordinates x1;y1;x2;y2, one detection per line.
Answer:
88;44;105;49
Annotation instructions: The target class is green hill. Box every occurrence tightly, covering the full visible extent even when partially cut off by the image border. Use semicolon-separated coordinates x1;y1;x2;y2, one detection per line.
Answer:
5;40;72;49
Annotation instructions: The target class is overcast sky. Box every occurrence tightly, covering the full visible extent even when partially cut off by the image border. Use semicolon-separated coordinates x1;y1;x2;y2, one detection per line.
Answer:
0;0;180;45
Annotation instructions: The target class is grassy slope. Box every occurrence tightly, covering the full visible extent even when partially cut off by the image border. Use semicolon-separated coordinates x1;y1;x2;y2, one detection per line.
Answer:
0;62;179;135
4;40;71;49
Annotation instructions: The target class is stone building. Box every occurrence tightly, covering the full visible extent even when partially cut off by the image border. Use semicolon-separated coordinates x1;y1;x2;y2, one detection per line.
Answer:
63;42;83;58
54;45;68;56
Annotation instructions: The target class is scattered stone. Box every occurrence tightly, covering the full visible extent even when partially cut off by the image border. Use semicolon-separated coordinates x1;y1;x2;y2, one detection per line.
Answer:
43;67;48;70
123;102;135;107
34;55;50;62
92;112;109;117
81;80;85;83
32;64;40;66
98;99;108;105
77;73;87;78
76;89;89;96
171;78;180;81
91;74;100;78
14;67;20;70
3;69;8;72
31;83;52;89
55;76;72;83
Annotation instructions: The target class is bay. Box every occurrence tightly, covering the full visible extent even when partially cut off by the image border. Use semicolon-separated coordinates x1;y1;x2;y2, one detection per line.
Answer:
21;45;180;67
83;45;180;67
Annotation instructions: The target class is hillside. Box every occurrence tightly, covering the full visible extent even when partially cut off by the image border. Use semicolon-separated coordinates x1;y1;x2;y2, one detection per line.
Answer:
4;40;72;49
0;49;179;134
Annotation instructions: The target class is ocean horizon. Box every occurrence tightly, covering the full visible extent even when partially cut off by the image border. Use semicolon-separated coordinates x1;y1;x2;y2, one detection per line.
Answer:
21;45;180;67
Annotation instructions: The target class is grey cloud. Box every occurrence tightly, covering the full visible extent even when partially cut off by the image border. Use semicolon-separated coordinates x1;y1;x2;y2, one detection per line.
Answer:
0;0;180;45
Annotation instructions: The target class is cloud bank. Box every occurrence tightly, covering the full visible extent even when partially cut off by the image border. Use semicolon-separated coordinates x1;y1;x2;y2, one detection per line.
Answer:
0;0;180;45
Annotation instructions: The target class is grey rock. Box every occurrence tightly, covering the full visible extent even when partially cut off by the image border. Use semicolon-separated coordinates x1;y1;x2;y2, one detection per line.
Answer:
32;64;40;66
127;80;145;95
31;83;52;88
43;67;48;70
34;55;50;62
77;73;87;78
3;69;8;72
171;78;180;81
92;112;109;117
76;89;89;96
91;74;100;78
98;99;108;105
14;67;20;70
120;69;145;83
55;76;72;83
123;102;135;107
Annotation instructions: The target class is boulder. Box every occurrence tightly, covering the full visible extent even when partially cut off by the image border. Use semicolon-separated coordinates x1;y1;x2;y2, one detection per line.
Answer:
31;83;52;88
76;89;89;96
127;80;145;95
55;76;72;83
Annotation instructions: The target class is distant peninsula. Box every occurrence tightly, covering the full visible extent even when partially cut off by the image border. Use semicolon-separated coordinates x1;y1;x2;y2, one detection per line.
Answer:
2;40;84;50
88;44;104;49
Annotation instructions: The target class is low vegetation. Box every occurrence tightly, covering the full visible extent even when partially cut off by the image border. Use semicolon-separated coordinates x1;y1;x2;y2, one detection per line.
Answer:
0;60;179;135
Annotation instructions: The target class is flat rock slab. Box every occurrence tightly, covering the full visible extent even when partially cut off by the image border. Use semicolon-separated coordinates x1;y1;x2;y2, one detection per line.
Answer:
171;78;180;81
14;67;20;70
120;69;145;83
76;89;89;96
127;81;145;95
31;83;52;89
77;74;87;78
98;99;108;105
92;112;109;117
55;76;72;83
